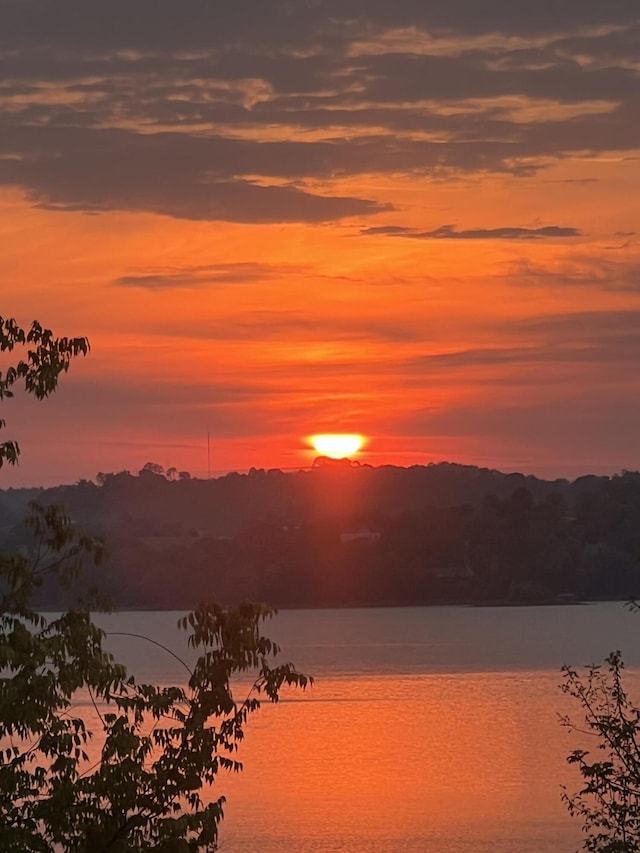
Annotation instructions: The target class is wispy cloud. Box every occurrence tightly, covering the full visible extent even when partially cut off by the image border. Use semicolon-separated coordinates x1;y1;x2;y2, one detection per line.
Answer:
508;256;640;290
113;262;305;289
361;224;582;239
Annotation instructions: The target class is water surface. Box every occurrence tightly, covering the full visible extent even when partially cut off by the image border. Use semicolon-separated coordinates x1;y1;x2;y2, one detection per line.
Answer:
91;603;640;852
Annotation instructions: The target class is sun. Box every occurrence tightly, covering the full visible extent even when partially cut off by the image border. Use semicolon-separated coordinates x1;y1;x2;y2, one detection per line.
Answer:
310;434;364;459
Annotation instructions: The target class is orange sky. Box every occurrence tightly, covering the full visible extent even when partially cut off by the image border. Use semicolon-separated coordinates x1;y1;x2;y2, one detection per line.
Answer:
2;2;640;486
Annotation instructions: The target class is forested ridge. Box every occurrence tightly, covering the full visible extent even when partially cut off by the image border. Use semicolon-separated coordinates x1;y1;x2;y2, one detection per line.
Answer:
2;461;640;609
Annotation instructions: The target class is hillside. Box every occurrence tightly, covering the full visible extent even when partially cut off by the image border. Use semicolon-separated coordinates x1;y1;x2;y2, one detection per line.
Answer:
1;462;638;609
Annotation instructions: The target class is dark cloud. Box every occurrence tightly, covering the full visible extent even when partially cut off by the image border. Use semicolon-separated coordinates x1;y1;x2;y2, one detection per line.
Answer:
0;1;637;221
362;224;582;240
0;124;391;221
0;114;553;189
4;108;598;221
350;53;639;106
359;226;414;236
1;1;637;49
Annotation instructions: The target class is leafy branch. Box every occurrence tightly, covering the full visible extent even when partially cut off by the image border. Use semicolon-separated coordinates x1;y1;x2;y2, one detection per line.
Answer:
0;315;312;850
0;316;89;469
561;651;640;852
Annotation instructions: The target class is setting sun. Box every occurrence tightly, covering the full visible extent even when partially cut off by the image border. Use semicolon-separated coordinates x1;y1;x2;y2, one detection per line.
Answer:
310;434;365;459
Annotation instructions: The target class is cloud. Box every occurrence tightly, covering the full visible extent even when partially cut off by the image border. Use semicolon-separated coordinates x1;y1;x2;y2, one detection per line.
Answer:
0;120;404;221
514;309;640;343
508;257;640;290
415;310;640;378
400;310;640;368
113;263;304;289
359;226;415;236
547;178;600;184
0;146;389;223
0;1;637;226
396;394;640;456
2;1;637;50
114;307;431;344
361;224;582;239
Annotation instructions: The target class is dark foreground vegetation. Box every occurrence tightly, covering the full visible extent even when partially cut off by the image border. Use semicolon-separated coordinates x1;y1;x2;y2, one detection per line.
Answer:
3;460;640;609
1;316;310;851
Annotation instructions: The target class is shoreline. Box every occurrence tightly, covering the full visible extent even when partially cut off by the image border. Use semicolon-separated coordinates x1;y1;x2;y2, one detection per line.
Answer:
100;596;622;614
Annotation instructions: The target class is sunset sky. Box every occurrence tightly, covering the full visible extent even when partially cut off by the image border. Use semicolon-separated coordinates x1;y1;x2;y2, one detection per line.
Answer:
1;0;639;487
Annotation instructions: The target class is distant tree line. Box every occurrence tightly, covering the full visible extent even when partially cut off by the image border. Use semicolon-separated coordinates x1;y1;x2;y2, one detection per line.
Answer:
2;463;640;609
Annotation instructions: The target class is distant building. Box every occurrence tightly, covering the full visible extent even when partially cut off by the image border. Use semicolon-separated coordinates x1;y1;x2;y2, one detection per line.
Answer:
339;529;381;545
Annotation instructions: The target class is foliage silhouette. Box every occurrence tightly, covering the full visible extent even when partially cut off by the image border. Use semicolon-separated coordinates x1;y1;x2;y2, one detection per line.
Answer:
561;651;640;852
0;317;311;851
0;316;89;469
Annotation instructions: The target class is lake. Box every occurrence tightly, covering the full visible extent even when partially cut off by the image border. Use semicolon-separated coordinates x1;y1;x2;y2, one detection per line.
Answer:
91;602;640;852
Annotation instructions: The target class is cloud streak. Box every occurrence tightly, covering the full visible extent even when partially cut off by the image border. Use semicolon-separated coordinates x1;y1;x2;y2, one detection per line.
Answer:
362;224;582;239
508;257;640;290
113;263;306;289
